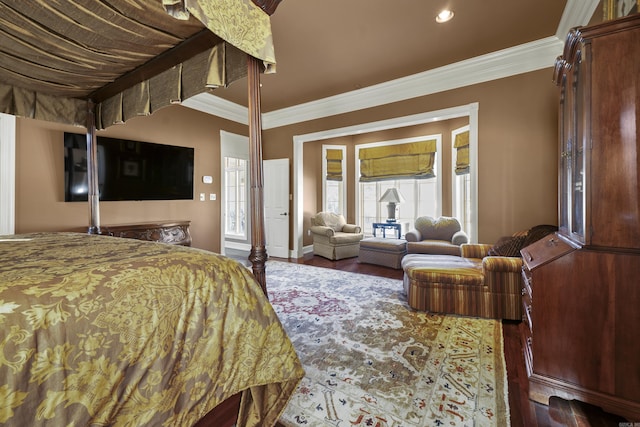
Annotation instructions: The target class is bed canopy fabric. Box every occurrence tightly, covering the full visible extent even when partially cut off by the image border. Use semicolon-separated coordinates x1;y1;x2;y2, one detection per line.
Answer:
0;0;281;291
0;0;274;127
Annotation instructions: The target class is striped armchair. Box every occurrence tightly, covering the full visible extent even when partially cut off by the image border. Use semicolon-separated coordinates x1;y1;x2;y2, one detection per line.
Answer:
401;243;523;320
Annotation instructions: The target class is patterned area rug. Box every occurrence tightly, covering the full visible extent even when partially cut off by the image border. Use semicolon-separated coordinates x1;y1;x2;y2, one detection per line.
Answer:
266;261;510;427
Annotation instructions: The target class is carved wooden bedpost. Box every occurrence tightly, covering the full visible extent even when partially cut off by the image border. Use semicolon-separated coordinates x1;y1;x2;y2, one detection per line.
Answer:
247;0;282;295
247;56;268;295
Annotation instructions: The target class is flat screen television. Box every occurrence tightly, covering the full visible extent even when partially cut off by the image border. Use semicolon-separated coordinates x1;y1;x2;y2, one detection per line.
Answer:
64;133;194;202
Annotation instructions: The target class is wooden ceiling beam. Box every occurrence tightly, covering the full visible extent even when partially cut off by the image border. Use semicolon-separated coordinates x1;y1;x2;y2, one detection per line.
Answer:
89;29;222;103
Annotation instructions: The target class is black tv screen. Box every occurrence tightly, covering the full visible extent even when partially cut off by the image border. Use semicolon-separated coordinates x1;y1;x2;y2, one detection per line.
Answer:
64;133;194;202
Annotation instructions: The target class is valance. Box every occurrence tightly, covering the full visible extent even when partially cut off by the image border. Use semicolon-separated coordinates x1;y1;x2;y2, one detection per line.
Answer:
326;149;343;181
454;131;470;175
359;140;437;182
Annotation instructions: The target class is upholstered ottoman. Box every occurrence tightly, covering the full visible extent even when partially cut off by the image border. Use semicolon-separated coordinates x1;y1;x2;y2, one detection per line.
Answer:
401;253;522;320
358;237;407;269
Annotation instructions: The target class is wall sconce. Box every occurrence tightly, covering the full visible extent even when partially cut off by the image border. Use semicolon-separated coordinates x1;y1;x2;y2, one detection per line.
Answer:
379;188;405;222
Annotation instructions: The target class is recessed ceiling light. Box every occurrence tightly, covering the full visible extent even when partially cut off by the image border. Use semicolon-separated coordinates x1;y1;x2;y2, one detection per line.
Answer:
436;9;454;23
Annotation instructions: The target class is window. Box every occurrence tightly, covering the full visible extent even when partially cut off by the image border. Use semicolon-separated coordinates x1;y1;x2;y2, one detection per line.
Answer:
224;156;247;238
359;179;438;235
356;135;442;235
322;145;346;214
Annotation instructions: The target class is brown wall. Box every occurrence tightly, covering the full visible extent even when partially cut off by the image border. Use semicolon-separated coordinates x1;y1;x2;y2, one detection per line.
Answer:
15;67;559;253
264;68;559;246
15;105;247;252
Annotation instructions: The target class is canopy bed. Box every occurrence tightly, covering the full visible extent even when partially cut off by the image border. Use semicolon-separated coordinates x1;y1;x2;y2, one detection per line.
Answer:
0;1;304;425
0;0;277;290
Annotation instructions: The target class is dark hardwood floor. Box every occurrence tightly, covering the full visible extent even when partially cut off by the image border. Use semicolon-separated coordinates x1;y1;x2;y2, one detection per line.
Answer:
230;249;628;426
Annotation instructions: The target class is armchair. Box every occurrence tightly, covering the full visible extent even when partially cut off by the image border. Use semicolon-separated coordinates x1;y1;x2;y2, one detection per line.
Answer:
405;216;468;256
310;212;364;260
401;225;557;320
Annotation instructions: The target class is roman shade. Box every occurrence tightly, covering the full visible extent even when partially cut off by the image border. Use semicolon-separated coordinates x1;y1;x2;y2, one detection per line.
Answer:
454;131;470;175
326;149;343;181
359;140;437;182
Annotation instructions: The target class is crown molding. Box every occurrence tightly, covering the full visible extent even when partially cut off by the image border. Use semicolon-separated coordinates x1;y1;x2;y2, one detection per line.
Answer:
556;0;600;39
187;37;562;130
182;92;248;125
184;0;596;130
263;36;563;129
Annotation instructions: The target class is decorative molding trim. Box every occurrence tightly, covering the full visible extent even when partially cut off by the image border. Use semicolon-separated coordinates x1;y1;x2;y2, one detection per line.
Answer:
182;93;248;125
189;36;563;129
264;36;563;129
556;0;600;39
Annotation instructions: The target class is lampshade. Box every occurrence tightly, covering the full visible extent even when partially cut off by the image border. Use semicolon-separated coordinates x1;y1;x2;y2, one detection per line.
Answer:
379;188;405;204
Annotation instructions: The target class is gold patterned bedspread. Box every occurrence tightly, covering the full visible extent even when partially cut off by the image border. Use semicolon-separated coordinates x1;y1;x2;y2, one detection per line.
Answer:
0;233;304;426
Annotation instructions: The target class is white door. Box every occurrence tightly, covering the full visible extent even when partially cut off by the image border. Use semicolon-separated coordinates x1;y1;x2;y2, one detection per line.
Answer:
264;158;289;258
0;113;16;235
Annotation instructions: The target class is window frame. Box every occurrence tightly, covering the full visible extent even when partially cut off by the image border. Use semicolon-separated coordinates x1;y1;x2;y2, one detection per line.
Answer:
224;156;248;239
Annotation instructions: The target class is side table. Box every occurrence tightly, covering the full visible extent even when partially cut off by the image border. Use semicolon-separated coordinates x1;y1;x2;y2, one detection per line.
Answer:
372;222;408;238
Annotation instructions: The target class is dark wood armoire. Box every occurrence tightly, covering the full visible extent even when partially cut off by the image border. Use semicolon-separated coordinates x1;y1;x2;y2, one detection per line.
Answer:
520;14;640;421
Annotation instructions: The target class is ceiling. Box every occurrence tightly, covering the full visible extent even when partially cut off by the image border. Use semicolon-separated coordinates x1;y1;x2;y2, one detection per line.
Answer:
206;0;600;114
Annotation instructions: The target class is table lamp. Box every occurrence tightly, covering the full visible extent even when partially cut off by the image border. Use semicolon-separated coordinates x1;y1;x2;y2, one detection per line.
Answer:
379;188;405;222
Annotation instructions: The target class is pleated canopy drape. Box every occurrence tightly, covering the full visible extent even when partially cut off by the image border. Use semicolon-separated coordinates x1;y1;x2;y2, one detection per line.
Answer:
0;0;276;128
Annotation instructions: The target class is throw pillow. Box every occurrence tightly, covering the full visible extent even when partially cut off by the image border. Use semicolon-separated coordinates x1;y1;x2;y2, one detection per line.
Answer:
488;234;527;257
523;224;558;247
